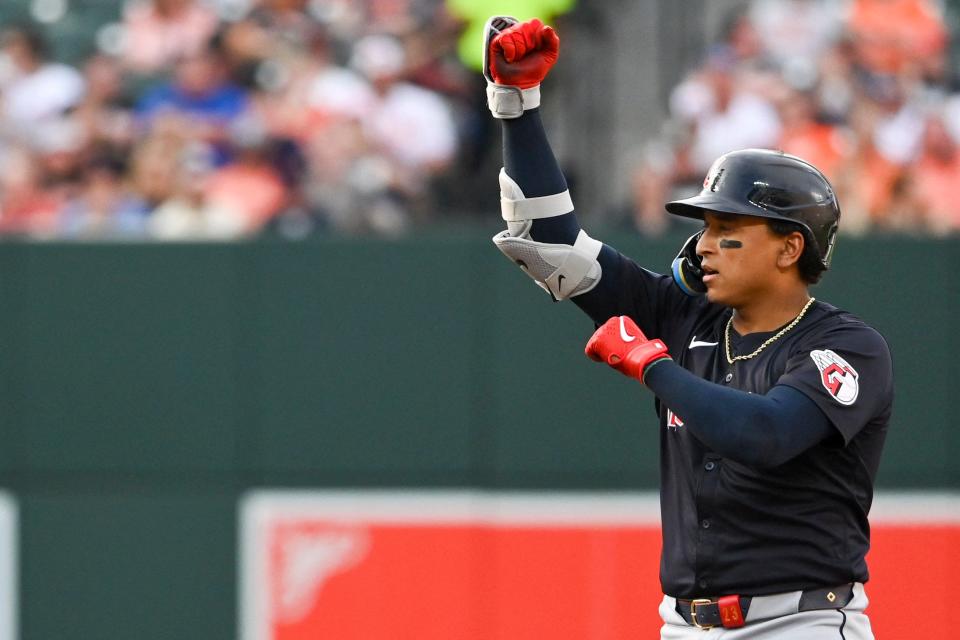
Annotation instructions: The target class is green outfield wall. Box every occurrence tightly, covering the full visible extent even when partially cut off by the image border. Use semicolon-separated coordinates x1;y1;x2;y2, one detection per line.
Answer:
0;234;956;639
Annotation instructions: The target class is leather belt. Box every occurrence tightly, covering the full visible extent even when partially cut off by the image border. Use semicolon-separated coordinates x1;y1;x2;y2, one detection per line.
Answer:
676;583;854;629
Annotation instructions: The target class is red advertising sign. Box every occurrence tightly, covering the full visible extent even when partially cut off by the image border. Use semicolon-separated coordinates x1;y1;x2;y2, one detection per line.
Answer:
240;491;960;640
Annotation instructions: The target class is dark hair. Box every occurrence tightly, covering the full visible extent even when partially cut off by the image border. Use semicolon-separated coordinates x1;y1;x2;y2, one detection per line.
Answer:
2;24;49;61
767;219;827;285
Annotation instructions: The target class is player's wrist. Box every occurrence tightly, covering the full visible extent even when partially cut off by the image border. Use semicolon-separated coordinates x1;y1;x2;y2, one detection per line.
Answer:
639;353;673;384
485;82;541;119
624;341;672;382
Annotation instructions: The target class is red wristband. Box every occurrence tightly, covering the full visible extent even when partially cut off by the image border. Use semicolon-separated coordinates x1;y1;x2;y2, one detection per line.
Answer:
623;339;671;381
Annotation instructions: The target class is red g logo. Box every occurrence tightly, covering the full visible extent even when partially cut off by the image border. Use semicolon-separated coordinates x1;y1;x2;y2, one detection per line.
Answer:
666;409;684;429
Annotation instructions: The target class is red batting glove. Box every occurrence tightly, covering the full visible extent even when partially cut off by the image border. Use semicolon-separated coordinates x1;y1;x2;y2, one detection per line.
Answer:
585;316;672;382
488;18;560;89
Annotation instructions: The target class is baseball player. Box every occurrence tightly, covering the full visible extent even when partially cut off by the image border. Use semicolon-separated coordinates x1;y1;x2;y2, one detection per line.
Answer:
483;16;893;638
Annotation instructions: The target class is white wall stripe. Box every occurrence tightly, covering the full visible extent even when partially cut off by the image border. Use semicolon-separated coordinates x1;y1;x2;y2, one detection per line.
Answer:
241;490;960;526
869;492;960;523
242;490;662;526
0;492;17;640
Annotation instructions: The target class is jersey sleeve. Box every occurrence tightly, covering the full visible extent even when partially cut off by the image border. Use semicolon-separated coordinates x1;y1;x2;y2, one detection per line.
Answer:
776;323;893;444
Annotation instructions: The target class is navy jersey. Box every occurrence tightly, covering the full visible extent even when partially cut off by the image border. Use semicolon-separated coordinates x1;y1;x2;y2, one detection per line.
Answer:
592;251;893;598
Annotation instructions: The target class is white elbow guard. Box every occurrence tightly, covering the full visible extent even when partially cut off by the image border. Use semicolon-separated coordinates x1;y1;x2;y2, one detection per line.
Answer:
493;169;603;300
493;168;599;300
493;229;603;300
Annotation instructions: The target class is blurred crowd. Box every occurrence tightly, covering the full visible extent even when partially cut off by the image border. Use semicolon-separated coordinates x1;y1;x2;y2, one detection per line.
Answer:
0;0;479;240
2;0;960;240
634;0;960;237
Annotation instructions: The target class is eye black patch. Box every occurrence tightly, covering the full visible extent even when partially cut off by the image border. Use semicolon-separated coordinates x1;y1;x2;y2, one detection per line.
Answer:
719;239;743;249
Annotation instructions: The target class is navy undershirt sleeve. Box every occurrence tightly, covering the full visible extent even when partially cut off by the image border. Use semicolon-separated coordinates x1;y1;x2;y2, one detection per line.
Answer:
502;110;622;320
643;360;835;467
502;109;577;243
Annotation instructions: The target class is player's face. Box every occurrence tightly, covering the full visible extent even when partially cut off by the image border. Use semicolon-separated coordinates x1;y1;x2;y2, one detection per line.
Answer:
696;212;786;306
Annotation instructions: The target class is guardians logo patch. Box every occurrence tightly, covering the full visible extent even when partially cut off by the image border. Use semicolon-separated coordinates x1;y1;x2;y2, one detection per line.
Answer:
810;349;859;405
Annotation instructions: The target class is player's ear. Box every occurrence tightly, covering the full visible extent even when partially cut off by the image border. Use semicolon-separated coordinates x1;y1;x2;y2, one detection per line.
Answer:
776;231;805;270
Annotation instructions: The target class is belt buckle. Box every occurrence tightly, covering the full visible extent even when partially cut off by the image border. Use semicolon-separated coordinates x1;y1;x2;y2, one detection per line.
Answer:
690;598;715;629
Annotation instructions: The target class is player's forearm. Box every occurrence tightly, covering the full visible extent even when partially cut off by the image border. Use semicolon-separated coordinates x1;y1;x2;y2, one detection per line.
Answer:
502;109;579;243
500;111;623;321
643;360;834;467
503;110;566;197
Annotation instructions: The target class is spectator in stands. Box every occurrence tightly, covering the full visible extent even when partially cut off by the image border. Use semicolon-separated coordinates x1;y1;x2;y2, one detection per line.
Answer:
58;155;150;239
135;41;251;155
749;0;844;73
304;32;377;133
902;113;960;234
121;0;219;75
128;132;183;210
148;142;247;240
0;26;85;144
202;117;288;233
244;0;316;46
236;23;374;142
302;33;458;234
813;40;858;124
353;34;457;176
941;93;960;152
73;55;136;151
720;7;766;69
32;116;87;204
845;0;947;77
0;146;63;237
830;101;902;234
776;86;851;182
862;73;925;169
675;51;782;175
300;113;378;234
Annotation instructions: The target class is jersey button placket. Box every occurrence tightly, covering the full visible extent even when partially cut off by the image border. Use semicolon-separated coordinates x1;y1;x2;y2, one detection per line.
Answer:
694;453;720;592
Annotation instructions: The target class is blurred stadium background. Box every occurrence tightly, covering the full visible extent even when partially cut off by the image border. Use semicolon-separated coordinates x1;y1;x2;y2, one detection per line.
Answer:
0;0;958;638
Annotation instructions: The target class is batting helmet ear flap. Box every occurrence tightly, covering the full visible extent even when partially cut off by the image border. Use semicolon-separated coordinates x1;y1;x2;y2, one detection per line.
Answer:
671;230;706;296
820;217;839;267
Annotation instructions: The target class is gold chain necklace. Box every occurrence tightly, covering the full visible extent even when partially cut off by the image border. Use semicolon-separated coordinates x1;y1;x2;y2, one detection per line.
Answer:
724;297;816;364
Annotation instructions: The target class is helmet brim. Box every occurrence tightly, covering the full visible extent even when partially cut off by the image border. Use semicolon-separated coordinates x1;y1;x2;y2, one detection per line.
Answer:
665;193;772;221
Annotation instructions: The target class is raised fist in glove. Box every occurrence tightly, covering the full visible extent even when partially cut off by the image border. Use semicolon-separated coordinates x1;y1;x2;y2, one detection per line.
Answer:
488;18;559;88
585;316;672;382
483;16;559;118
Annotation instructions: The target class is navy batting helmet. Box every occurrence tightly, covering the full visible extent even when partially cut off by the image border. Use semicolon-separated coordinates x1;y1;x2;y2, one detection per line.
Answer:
665;149;841;269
